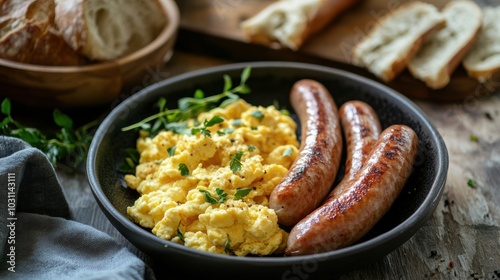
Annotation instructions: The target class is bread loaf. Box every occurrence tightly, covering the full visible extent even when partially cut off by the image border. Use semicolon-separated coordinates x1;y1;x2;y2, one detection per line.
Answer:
241;0;359;50
0;0;87;66
351;1;445;82
54;0;166;61
463;6;500;83
408;1;482;89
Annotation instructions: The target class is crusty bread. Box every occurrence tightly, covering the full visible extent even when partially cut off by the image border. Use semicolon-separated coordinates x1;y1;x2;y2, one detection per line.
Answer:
408;1;482;89
54;0;166;61
351;1;445;82
241;0;358;50
0;0;87;66
463;6;500;83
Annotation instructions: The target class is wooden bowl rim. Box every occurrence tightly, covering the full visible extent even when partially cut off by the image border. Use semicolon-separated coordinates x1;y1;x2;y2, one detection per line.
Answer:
0;0;180;73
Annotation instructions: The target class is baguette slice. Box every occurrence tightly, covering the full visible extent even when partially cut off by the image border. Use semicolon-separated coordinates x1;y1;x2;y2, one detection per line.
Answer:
0;0;86;66
241;0;358;50
54;0;166;61
408;0;482;89
351;1;445;82
463;6;500;83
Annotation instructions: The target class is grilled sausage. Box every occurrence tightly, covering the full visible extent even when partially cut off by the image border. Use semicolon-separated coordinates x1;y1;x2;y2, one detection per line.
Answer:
340;100;382;181
285;124;418;256
269;79;343;227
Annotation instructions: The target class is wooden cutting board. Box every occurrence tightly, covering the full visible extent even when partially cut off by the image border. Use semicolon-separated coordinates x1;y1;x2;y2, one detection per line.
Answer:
175;0;499;102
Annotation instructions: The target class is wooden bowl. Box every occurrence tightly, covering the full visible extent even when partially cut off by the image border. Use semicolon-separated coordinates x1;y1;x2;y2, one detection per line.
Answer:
0;0;180;108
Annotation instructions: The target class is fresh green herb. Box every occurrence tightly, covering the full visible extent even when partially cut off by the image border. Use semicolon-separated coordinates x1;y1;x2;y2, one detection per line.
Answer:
247;145;256;152
199;190;217;204
250;126;258;130
178;163;189;177
177;223;185;242
230;151;244;174
200;188;228;204
273;99;290;116
216;188;227;203
0;98;99;169
470;135;479;142
224;234;232;253
119;148;141;173
282;147;293;157
199;190;215;204
167;146;176;157
217;127;235;136
121;67;252;136
250;110;264;122
231;119;243;126
467;179;479;188
191;115;224;137
234;188;252;199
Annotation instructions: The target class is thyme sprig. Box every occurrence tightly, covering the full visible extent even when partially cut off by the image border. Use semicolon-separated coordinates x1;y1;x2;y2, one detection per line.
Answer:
121;67;252;136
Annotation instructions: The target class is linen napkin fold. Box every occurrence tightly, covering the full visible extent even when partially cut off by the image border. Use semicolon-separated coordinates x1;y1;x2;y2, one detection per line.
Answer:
0;136;155;280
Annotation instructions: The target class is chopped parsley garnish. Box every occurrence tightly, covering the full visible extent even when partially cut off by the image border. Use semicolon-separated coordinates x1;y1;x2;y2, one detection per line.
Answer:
191;115;224;137
177;226;185;242
167;146;176;157
250;110;264;122
224;234;232;253
247;145;256;152
178;163;189;177
230;151;244;173
282;147;293;157
199;188;227;204
234;188;252;199
470;135;479;142
231;119;243;126
467;179;479;188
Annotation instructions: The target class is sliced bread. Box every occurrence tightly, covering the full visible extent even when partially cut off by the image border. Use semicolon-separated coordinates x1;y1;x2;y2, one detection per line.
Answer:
408;0;482;89
54;0;166;61
241;0;358;50
463;6;500;83
351;1;445;82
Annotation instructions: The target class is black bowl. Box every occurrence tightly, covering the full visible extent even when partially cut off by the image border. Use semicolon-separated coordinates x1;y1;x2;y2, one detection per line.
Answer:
87;62;448;279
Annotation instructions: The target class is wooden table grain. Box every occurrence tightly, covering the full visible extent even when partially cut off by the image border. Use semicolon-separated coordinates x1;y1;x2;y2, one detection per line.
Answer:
52;50;500;280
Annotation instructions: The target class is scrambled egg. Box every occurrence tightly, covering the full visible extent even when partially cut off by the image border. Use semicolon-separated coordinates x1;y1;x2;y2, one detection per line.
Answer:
125;99;299;256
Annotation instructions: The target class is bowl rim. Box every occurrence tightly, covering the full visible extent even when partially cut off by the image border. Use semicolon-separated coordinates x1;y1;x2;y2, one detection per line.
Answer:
0;0;179;73
87;61;448;265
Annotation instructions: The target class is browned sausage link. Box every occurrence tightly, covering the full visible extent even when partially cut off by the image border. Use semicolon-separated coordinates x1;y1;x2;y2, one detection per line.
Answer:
339;100;382;181
269;79;343;227
285;124;418;256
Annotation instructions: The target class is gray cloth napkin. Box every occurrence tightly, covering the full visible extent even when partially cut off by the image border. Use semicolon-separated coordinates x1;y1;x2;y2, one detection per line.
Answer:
0;136;155;280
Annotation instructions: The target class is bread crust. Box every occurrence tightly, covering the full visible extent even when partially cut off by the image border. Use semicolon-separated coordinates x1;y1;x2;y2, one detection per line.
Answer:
241;0;359;50
408;1;483;89
463;6;500;83
351;1;445;82
0;0;86;66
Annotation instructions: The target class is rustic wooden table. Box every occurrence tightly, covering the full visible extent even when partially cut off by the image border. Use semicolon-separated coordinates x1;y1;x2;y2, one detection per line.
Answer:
46;49;499;280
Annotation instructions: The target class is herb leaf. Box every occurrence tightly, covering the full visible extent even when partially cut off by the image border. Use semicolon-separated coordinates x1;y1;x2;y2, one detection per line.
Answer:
230;151;244;174
0;98;99;169
250;110;264;122
235;188;252;199
282;147;293;157
121;67;252;134
177;224;185;242
224;234;232;253
199;190;217;204
467;179;479;188
178;163;189;177
216;188;227;203
167;146;176;157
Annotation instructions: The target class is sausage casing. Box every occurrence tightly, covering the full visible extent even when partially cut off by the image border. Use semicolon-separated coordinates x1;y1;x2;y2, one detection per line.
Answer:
269;79;343;227
285;124;418;256
339;100;382;181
